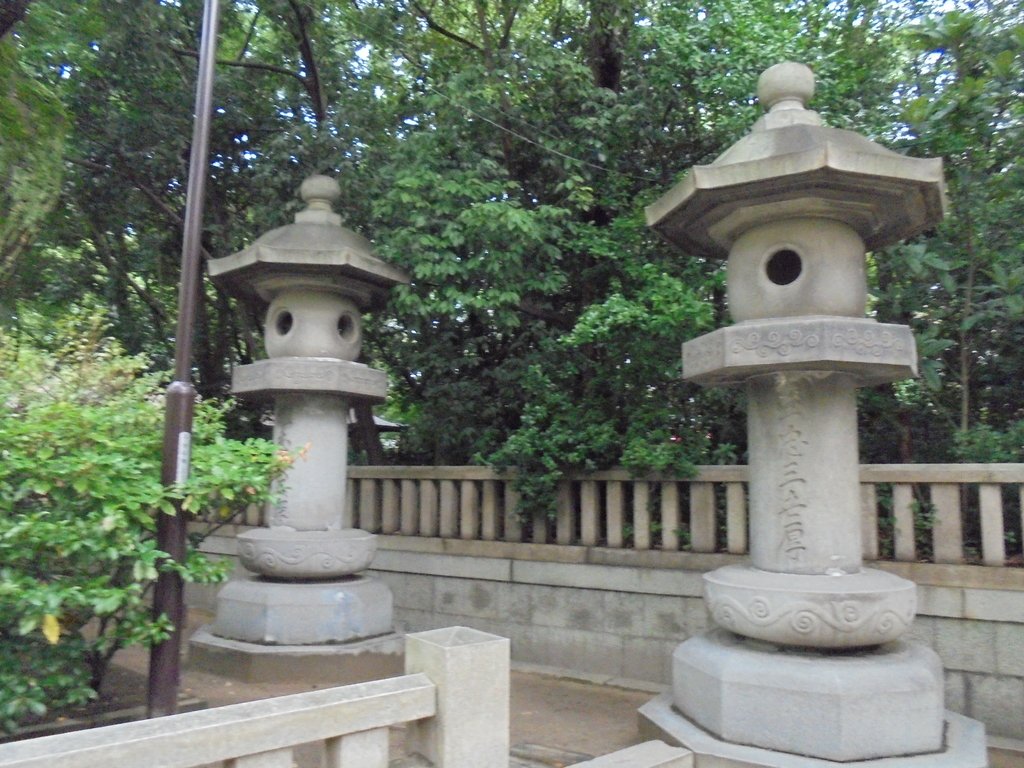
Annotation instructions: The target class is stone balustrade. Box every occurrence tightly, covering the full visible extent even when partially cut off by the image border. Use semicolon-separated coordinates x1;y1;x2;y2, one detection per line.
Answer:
214;464;1024;567
0;627;509;768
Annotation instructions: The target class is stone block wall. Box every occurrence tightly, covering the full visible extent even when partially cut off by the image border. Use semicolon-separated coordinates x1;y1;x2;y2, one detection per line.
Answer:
190;529;1024;741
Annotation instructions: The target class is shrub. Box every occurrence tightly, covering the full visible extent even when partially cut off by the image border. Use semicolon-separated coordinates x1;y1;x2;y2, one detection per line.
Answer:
0;316;285;731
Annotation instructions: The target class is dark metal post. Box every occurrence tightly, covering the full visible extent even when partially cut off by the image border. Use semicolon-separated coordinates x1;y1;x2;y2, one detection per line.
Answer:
147;0;220;718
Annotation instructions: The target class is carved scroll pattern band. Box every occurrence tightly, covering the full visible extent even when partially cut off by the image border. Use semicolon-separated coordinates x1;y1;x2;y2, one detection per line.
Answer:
732;328;821;358
830;328;906;358
709;594;914;647
239;539;375;577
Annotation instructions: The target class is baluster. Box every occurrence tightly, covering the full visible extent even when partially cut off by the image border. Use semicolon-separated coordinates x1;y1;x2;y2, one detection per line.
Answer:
606;481;624;548
892;483;916;562
460;480;479;540
419;479;439;537
439;480;457;538
532;509;548;543
660;482;680;551
344;478;355;528
931;483;963;564
725;482;747;554
861;483;879;560
633;481;651;550
979;483;1005;567
556;481;573;545
481;480;499;540
381;480;399;534
580;480;598;546
359;479;379;533
400;479;418;535
690;482;715;553
325;727;390;768
504;484;523;542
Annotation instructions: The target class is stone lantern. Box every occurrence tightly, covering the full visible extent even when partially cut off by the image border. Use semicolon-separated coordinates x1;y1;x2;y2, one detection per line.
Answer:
639;64;986;766
190;175;409;681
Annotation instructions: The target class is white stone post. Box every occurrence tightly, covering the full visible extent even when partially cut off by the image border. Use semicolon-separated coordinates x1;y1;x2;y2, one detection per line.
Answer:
404;627;510;768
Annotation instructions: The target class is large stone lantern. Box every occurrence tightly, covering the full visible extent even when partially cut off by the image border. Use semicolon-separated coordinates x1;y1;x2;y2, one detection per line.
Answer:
639;64;986;767
190;175;409;681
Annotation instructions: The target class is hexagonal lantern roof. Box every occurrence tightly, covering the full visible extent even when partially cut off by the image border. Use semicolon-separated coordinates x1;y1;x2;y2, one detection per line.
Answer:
645;62;947;257
208;175;409;310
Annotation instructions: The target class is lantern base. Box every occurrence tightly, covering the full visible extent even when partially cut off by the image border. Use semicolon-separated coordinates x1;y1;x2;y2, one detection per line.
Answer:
662;629;949;762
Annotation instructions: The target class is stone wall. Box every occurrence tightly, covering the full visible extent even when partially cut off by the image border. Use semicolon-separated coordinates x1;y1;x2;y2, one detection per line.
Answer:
191;529;1024;741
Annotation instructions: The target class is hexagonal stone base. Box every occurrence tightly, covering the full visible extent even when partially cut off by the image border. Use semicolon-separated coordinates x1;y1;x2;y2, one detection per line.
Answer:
211;573;393;645
671;630;944;762
188;627;403;684
639;693;987;768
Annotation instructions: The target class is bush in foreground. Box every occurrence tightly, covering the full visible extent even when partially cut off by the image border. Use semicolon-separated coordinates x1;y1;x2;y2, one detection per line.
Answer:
0;316;285;731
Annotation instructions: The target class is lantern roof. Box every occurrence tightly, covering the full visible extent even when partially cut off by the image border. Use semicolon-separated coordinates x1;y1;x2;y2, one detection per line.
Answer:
209;175;409;309
646;62;946;257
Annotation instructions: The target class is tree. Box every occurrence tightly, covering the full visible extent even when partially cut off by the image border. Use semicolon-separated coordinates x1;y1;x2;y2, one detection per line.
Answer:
863;4;1024;462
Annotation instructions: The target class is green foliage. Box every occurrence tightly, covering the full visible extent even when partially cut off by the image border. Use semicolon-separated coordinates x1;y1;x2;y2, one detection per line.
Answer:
0;313;285;731
0;35;65;305
2;0;1021;524
954;421;1024;463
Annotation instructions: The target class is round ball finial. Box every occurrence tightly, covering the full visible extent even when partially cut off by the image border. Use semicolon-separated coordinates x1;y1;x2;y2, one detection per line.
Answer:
757;62;815;112
299;174;341;207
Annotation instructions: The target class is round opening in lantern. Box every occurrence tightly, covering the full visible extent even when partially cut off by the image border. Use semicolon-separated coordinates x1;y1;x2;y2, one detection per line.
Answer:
337;313;357;341
765;249;802;286
275;310;294;335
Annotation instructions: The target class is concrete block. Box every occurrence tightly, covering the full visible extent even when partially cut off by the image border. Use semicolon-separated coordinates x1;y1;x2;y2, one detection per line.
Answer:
934;617;997;673
965;673;1024;739
572;740;693;767
603;592;644;634
944;670;966;714
513;560;641;592
637;569;704;598
404;627;510;768
541;627;625;678
504;584;534;625
965;589;1024;623
372;550;511;581
433;578;503;621
527;584;606;631
917;586;965;618
995;622;1024;676
684;599;710;636
620;638;674;685
388;573;435;611
905;614;937;648
641;594;687;640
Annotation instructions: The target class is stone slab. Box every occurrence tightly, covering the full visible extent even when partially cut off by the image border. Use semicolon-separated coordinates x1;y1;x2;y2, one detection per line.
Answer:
573;740;694;767
683;318;917;387
371;550;512;581
231;358;388;401
188;627;403;684
639;693;988;768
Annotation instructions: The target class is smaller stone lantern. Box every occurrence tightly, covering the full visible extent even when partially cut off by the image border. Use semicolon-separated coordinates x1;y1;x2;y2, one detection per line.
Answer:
190;175;409;681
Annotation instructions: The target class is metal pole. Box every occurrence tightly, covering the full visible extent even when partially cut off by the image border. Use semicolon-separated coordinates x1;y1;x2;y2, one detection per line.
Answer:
147;0;220;718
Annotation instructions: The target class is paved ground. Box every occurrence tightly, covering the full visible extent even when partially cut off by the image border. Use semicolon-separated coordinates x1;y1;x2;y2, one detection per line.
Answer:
108;611;661;767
